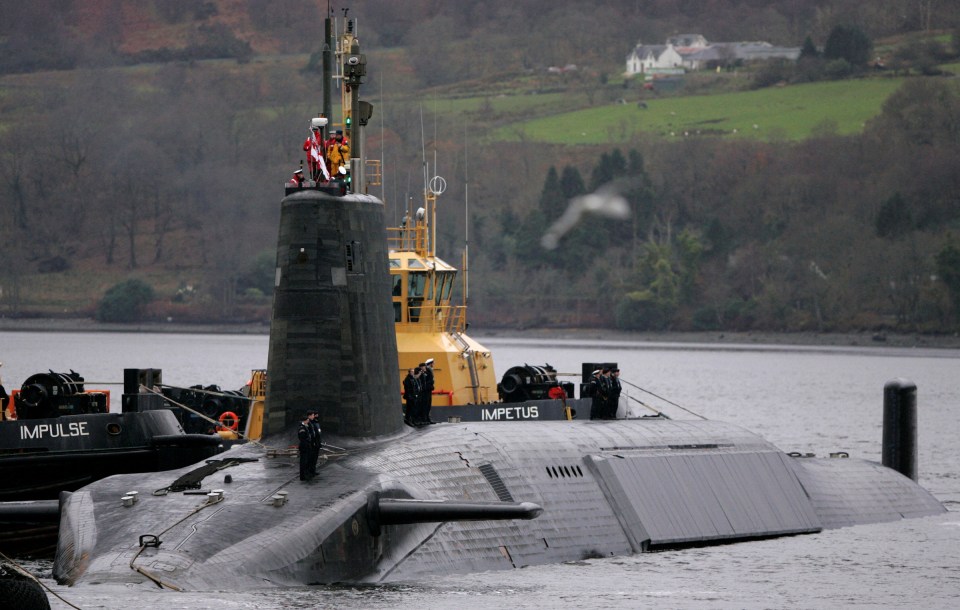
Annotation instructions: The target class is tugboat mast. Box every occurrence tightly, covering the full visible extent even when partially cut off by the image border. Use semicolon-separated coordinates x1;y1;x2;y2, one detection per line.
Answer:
322;12;332;122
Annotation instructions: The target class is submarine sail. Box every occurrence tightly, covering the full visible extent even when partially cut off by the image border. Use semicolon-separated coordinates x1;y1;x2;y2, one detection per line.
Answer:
263;189;403;440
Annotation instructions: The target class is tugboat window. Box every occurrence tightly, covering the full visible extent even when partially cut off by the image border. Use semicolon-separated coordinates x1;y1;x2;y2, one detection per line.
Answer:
106;423;122;435
392;275;402;296
436;271;454;304
408;272;426;322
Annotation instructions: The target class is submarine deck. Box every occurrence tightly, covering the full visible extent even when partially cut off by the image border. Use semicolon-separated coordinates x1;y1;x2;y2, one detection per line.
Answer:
55;418;945;587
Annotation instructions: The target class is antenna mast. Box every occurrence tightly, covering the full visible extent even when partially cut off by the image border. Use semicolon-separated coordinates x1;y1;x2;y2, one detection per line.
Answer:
322;5;332;123
463;126;469;311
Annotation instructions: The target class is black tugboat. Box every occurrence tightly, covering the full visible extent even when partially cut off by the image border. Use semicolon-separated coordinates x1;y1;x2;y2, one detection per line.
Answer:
0;367;223;556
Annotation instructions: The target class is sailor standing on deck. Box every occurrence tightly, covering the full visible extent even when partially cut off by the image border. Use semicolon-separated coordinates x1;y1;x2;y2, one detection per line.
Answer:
310;413;323;464
412;362;427;426
608;368;622;419
0;362;7;417
287;168;305;187
589;369;603;420
326;130;350;177
599;367;614;419
298;409;321;480
419;359;436;425
402;368;420;427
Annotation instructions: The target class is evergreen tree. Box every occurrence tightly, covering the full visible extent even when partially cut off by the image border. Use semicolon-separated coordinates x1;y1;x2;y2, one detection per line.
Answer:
799;35;819;59
538;166;565;220
618;149;655;257
625;149;654;226
514;207;547;266
824;25;873;68
589;148;627;191
875;193;913;239
559;165;585;200
615;242;679;330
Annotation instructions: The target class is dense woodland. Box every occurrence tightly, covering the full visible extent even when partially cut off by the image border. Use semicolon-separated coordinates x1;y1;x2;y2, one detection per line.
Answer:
1;0;960;333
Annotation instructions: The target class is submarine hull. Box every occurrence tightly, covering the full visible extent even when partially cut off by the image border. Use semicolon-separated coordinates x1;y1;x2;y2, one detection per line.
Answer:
54;419;944;588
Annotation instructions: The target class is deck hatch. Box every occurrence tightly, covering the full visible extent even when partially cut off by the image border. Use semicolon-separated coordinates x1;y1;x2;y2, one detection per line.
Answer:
586;450;822;550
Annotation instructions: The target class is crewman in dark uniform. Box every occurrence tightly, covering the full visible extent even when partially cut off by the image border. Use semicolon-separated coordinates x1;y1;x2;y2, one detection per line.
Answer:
402;368;420;427
298;409;321;480
589;369;603;420
0;362;8;418
599;367;613;419
420;358;436;425
310;412;323;471
608;368;622;419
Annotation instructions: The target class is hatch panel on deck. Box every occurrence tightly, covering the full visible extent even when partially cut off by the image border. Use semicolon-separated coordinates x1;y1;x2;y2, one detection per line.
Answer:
587;450;822;548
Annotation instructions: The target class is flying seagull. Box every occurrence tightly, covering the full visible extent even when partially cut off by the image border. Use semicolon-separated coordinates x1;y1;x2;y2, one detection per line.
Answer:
540;178;634;250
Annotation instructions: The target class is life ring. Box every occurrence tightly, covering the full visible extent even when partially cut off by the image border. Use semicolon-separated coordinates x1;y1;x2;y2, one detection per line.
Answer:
548;386;567;400
217;411;239;431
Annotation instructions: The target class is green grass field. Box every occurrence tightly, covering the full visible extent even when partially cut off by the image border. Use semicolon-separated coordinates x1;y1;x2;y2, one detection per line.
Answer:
417;89;593;125
489;77;907;143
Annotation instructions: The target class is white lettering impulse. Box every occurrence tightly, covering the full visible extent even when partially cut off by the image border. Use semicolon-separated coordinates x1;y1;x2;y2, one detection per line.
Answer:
481;406;539;421
20;421;90;440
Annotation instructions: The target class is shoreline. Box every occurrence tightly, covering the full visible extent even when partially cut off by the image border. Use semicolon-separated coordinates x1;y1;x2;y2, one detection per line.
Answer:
0;317;272;335
2;317;960;350
479;327;960;349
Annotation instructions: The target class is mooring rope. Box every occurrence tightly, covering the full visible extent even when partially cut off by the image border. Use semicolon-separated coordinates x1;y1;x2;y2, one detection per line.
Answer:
128;494;226;590
623;392;671;418
0;549;83;609
619;378;707;419
139;384;269;450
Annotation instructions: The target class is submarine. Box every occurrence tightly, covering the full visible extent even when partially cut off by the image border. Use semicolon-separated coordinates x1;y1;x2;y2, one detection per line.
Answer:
53;16;944;589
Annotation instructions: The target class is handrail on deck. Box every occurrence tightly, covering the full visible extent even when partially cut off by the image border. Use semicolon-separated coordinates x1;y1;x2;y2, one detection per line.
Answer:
398;305;466;334
387;225;426;253
249;369;267;398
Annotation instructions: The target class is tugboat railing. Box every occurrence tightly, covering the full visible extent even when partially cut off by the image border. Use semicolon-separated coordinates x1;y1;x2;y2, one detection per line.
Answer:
396;305;466;334
387;225;427;254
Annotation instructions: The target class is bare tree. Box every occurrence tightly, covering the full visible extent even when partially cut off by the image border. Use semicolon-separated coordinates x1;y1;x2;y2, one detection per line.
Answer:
106;140;171;269
0;124;38;230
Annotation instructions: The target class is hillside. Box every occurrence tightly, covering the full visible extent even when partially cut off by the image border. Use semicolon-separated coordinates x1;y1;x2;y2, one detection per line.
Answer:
2;2;960;335
494;78;907;143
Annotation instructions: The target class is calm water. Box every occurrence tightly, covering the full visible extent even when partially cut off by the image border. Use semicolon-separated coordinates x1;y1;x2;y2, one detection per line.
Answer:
2;331;959;609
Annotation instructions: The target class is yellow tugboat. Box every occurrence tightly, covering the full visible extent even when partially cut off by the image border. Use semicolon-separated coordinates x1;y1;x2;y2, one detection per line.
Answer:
382;180;592;421
386;190;496;409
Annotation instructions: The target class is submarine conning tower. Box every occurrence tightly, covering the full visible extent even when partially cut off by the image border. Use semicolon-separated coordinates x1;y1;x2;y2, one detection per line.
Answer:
263;190;405;439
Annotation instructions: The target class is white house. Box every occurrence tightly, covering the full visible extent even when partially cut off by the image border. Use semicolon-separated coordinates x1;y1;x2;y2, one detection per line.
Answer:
626;35;800;75
625;43;684;75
